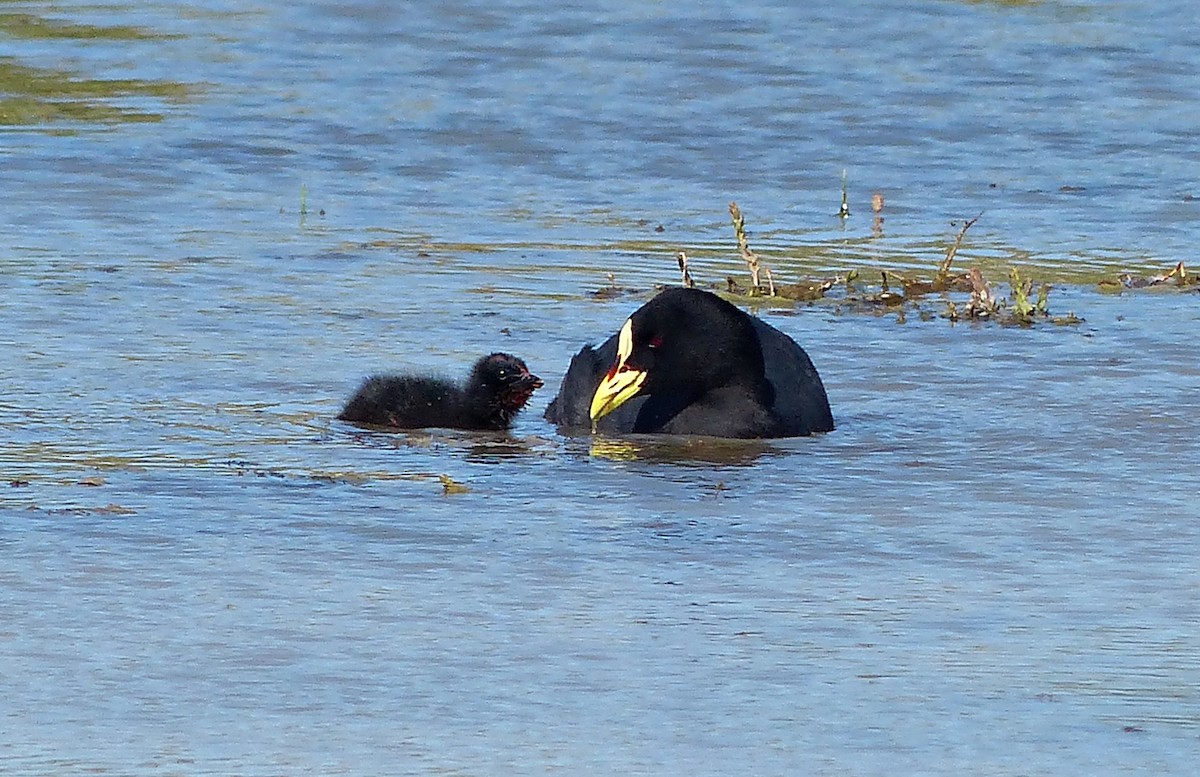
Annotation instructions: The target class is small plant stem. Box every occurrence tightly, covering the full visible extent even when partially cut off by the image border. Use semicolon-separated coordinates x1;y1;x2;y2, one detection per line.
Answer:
729;201;762;291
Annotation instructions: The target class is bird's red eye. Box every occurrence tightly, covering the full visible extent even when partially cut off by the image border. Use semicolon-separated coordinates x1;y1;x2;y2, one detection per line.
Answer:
648;335;664;349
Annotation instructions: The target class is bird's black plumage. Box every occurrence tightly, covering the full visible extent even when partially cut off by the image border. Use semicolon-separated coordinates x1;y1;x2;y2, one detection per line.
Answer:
544;288;833;438
339;353;542;431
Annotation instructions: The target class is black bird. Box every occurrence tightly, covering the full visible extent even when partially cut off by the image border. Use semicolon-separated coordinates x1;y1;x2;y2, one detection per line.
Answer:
544;288;833;438
339;352;543;431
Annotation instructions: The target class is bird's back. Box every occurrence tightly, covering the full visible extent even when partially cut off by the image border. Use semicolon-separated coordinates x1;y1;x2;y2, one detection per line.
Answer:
750;318;834;435
338;375;461;428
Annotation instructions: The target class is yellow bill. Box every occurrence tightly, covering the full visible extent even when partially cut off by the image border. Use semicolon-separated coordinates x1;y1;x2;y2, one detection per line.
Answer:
589;318;648;423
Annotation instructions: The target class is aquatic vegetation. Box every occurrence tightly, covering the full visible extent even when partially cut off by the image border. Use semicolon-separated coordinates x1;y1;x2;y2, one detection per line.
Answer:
0;11;177;42
941;266;1078;326
359;199;1171;328
0;12;191;128
607;203;1082;328
0;60;189;125
439;474;470;495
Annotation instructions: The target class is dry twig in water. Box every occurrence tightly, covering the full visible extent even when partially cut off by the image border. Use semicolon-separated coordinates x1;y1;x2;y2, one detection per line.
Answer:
939;213;982;278
965;266;999;319
676;251;695;288
728;201;763;291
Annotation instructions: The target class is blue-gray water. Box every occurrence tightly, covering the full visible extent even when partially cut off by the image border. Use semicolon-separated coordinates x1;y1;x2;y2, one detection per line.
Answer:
2;1;1198;774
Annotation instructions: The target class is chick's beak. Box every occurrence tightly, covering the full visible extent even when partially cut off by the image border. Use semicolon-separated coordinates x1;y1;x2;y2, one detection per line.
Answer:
513;367;543;391
589;318;648;422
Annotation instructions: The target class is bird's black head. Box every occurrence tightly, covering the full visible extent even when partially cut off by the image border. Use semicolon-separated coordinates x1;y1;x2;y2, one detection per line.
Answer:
589;288;767;422
467;352;544;414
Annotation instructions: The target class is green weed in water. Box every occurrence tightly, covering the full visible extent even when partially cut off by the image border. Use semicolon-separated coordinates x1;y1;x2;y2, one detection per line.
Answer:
0;11;192;128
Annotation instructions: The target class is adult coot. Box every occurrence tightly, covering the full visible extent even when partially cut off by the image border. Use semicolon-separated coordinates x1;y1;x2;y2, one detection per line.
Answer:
339;352;542;431
544;288;833;438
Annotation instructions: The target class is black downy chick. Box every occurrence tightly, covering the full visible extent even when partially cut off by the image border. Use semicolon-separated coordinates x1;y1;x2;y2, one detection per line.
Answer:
340;353;542;431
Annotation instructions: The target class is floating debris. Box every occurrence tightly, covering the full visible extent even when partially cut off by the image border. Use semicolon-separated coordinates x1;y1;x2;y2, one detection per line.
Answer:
1100;261;1197;292
588;272;642;300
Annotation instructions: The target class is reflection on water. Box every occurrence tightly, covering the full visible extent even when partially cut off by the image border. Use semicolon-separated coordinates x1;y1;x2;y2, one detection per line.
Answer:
585;434;781;466
3;1;1200;775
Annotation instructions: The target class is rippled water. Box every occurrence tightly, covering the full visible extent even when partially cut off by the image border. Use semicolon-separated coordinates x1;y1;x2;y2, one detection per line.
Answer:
3;1;1199;774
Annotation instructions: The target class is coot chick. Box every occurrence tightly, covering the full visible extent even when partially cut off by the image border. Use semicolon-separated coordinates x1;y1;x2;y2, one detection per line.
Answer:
339;353;542;431
544;288;833;438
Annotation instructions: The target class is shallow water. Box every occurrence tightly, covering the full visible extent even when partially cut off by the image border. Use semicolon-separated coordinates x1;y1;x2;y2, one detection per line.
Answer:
3;1;1199;775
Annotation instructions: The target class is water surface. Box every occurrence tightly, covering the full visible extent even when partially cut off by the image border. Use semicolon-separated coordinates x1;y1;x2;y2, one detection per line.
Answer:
2;1;1199;774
